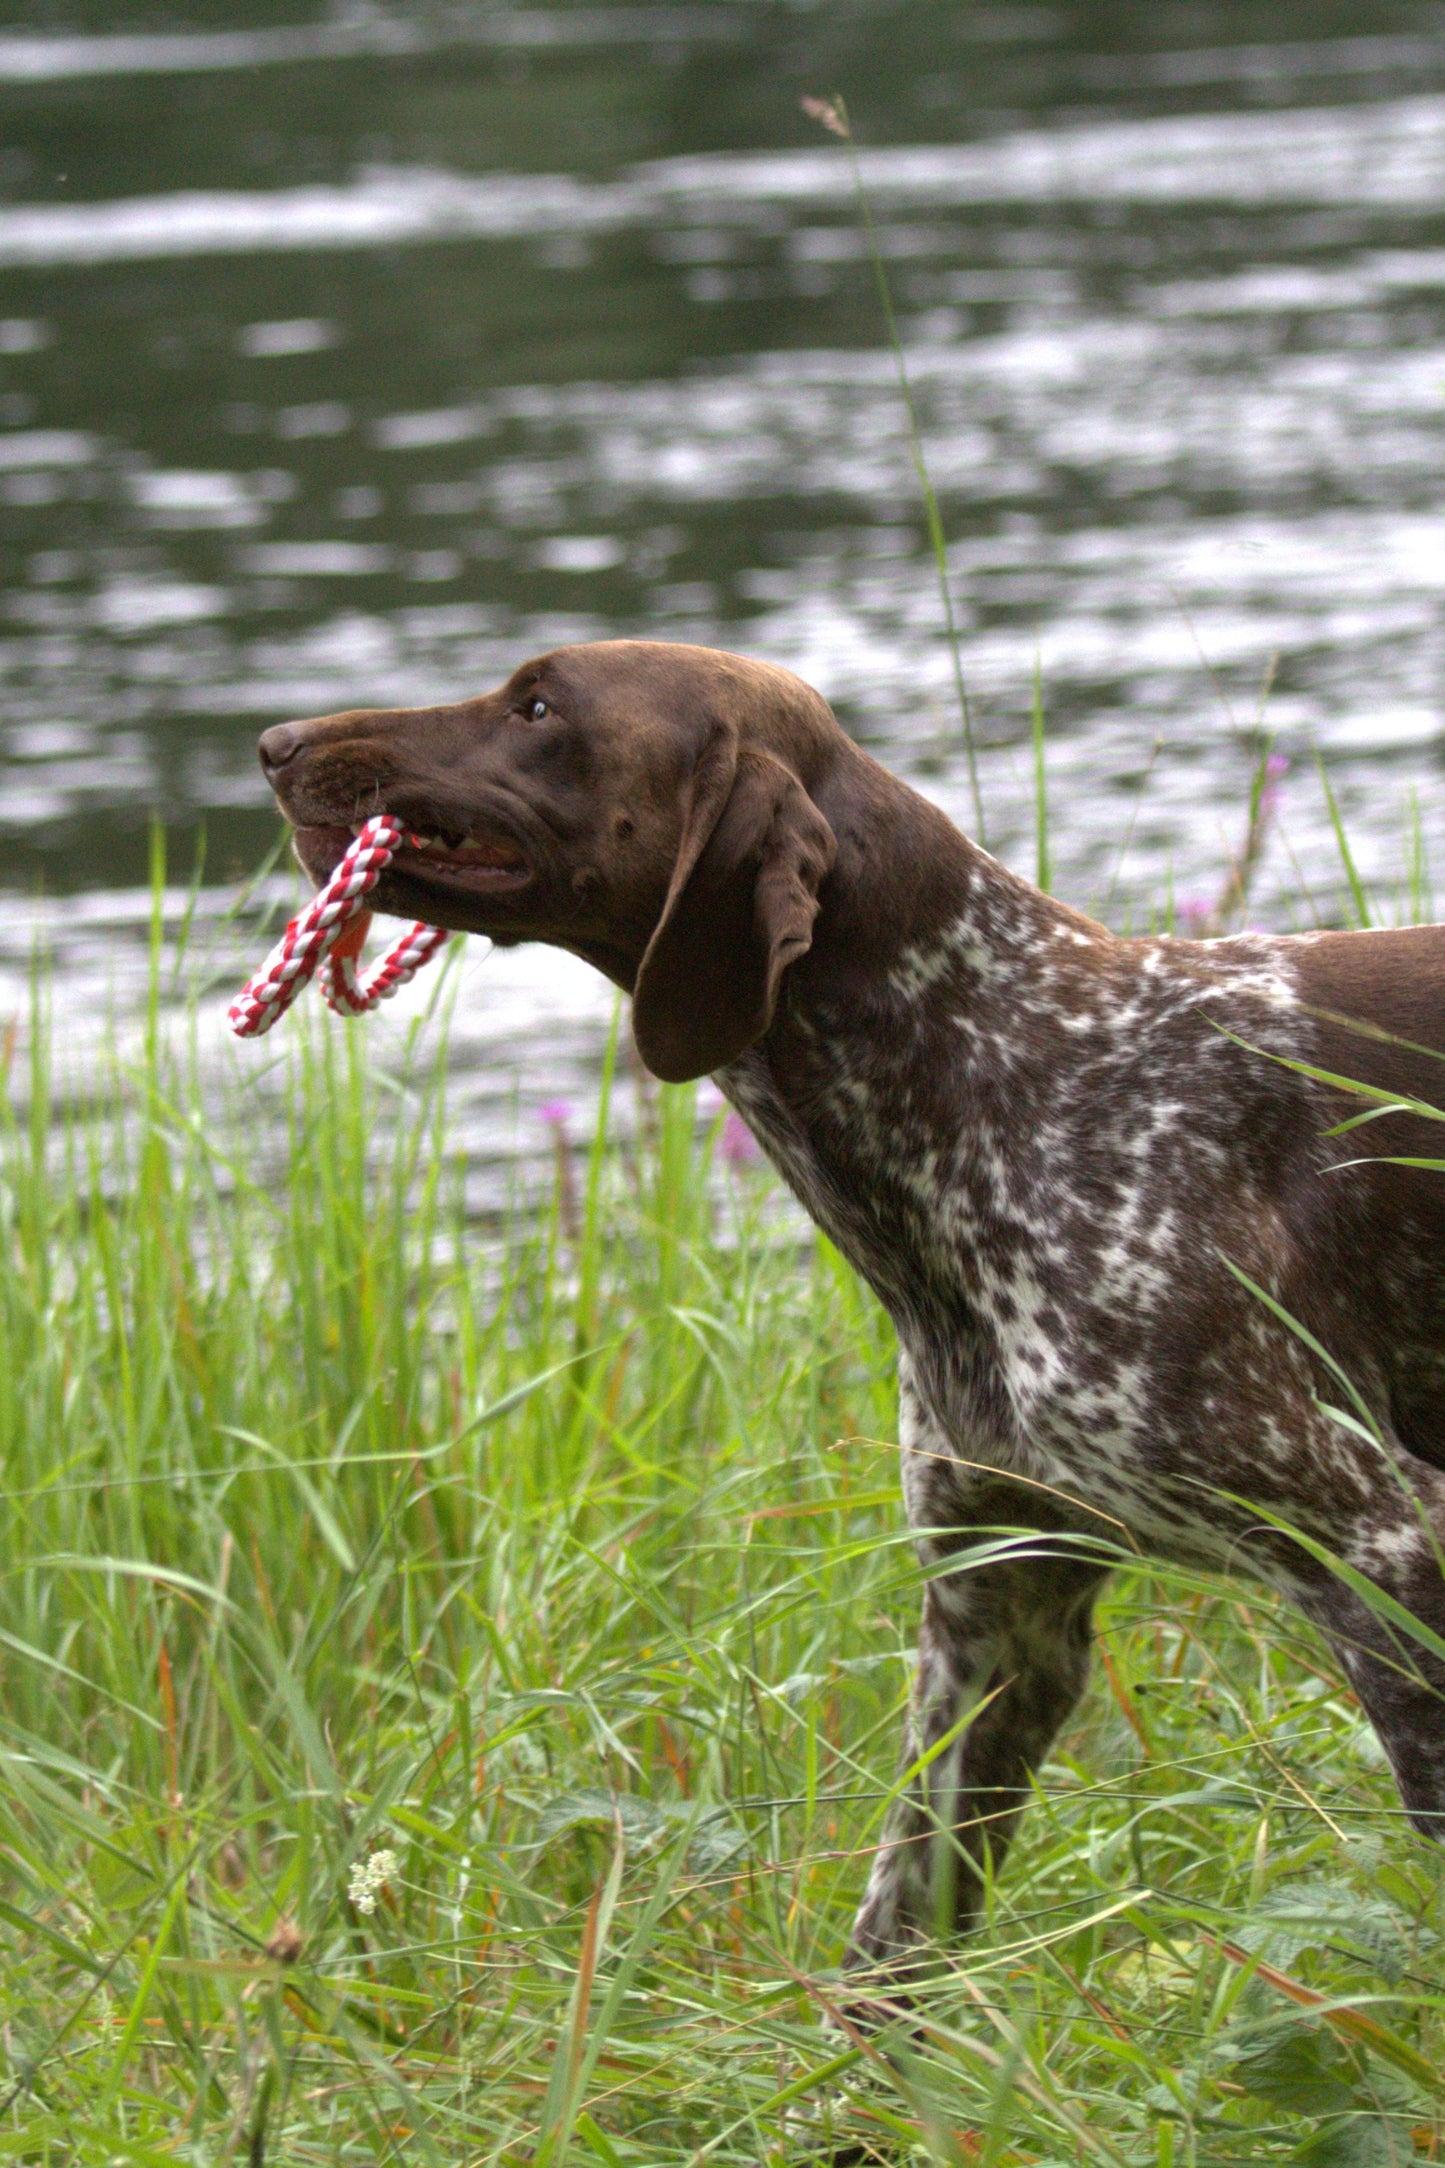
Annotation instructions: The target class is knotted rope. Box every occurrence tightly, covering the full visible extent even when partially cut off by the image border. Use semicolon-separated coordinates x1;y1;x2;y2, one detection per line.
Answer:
228;814;448;1038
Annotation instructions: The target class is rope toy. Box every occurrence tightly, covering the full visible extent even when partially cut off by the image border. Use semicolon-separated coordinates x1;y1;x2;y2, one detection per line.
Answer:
228;814;449;1038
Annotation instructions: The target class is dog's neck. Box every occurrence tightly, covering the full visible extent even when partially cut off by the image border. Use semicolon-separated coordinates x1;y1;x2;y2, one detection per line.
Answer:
715;747;1106;1315
812;741;1100;1003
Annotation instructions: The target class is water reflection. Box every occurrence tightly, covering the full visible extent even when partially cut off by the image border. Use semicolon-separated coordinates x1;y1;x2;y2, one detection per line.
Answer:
0;2;1443;1184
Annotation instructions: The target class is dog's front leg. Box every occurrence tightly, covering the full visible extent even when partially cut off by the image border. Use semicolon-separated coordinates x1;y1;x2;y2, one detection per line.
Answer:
845;1460;1109;1984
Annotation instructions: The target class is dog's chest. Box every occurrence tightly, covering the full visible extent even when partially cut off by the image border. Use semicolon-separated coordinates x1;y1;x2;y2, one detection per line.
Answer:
721;923;1309;1477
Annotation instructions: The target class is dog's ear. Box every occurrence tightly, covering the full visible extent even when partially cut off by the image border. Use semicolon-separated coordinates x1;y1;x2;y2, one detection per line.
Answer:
632;742;836;1082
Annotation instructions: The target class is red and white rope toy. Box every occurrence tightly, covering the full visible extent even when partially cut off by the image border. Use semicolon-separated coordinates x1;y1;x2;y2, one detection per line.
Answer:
228;814;449;1038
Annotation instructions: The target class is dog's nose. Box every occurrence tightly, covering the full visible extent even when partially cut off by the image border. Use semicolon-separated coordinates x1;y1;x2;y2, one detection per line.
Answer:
259;722;302;772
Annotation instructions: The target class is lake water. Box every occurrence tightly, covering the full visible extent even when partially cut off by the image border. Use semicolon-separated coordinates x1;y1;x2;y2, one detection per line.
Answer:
2;1;1445;1189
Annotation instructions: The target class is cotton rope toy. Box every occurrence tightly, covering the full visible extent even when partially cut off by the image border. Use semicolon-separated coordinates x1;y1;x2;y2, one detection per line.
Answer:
228;814;450;1038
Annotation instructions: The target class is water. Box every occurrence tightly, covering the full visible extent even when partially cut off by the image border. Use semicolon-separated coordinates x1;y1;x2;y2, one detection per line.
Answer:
2;1;1445;1186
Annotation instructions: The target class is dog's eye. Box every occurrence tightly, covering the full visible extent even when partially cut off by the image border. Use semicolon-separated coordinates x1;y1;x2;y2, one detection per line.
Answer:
529;698;548;721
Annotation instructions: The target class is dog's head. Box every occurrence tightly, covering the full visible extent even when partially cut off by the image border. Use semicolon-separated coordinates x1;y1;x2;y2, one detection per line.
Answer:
258;639;840;1081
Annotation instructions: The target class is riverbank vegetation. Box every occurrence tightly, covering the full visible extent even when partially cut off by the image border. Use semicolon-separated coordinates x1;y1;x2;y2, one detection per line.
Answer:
0;842;1441;2165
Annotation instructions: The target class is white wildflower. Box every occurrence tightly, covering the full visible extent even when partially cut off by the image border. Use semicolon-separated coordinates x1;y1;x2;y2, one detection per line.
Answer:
347;1847;398;1916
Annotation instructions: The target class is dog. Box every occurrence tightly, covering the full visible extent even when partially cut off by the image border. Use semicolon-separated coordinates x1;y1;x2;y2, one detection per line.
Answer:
258;637;1445;1976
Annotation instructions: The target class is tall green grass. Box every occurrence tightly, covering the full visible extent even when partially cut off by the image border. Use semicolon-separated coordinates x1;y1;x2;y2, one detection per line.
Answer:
0;871;1440;2166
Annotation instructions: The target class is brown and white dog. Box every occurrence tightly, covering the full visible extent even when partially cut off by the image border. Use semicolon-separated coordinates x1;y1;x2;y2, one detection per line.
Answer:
259;638;1445;1976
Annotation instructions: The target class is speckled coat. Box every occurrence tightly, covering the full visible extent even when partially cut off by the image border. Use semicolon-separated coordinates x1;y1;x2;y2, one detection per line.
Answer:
720;856;1445;1968
259;639;1445;1979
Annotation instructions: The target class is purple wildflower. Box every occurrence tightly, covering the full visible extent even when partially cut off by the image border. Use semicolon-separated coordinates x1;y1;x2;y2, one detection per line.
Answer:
721;1111;760;1166
1259;751;1289;825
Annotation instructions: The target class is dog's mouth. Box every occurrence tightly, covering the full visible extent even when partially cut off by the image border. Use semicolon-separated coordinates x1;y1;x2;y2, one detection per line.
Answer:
387;826;533;894
293;822;534;897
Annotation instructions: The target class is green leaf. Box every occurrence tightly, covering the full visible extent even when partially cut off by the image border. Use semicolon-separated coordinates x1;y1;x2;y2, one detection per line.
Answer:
536;1790;672;1849
1238;1881;1416;1987
1229;2021;1357;2116
685;1812;750;1877
1294;2114;1411;2167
